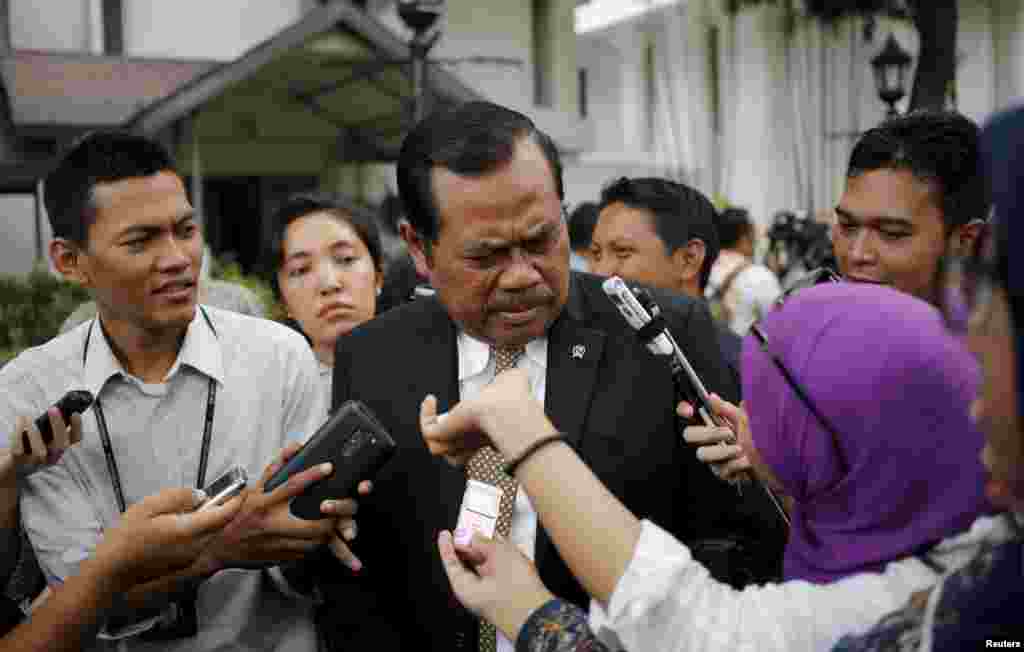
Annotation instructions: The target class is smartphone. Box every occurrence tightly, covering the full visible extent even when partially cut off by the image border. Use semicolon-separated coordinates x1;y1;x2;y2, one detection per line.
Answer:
198;465;247;511
264;400;396;520
26;390;95;450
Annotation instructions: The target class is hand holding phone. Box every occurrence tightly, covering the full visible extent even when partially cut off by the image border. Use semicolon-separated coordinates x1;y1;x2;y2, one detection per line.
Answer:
25;390;94;450
264;401;396;520
198;465;247;512
6;391;92;482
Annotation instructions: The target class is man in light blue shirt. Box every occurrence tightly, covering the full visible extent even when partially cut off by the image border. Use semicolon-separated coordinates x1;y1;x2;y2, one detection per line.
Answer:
0;131;365;651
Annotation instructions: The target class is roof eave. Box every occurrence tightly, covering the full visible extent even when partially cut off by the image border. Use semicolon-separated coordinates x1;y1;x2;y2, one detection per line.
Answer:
124;2;481;136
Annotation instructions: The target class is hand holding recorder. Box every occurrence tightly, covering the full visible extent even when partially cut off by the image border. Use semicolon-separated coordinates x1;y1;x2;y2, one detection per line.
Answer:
602;277;790;526
94;486;244;592
193;443;370;574
602;277;732;432
437;530;554;642
678;396;755;482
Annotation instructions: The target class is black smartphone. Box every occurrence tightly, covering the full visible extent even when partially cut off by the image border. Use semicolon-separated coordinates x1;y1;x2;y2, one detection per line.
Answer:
264;400;396;520
26;390;94;450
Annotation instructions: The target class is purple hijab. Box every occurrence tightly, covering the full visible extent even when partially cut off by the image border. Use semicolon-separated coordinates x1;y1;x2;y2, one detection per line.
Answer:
742;282;990;584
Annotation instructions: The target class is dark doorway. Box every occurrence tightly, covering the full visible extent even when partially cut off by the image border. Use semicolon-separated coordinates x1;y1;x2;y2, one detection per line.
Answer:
186;176;318;275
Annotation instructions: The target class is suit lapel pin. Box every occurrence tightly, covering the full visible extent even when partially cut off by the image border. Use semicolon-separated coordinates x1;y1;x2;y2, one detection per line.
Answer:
571;345;586;360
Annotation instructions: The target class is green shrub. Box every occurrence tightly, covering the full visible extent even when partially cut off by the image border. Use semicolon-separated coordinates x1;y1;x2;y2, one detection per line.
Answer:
0;257;284;366
0;265;91;365
209;257;286;322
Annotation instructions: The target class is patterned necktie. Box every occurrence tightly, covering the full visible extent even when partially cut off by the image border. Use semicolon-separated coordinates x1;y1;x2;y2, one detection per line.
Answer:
466;344;525;652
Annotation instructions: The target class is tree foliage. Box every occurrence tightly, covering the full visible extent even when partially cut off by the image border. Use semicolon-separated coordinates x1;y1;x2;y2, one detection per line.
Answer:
723;0;957;112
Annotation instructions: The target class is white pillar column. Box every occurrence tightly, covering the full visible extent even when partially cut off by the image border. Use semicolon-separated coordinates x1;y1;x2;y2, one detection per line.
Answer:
992;0;1024;111
87;0;104;54
606;24;646;154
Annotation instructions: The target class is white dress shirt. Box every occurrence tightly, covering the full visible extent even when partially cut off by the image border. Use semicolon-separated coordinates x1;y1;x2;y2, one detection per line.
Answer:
1;306;326;652
705;250;782;336
457;331;547;652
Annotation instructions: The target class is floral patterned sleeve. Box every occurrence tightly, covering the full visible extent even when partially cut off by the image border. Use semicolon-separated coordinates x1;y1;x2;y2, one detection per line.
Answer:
516;598;613;652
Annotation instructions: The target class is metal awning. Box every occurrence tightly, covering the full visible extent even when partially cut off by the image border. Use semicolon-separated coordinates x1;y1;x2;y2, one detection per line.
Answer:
125;2;483;176
0;51;216;191
0;50;216;132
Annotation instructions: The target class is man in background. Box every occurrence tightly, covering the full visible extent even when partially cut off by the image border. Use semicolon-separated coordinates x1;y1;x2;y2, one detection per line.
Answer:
706;207;781;336
586;175;786;583
588;177;742;375
832;110;988;305
567;201;599;272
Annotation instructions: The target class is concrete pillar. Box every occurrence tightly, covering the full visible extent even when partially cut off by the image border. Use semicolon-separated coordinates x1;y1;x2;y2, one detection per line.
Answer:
606;24;646;154
992;0;1024;111
87;0;104;54
0;0;20;167
0;0;10;53
549;0;579;115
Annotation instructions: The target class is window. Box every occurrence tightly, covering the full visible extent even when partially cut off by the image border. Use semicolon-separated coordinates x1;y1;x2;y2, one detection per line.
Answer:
645;40;656;150
532;0;554;108
708;25;721;134
578;68;588;118
102;0;123;55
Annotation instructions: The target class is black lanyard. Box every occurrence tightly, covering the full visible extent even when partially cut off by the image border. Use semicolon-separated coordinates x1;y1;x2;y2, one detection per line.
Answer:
83;308;218;514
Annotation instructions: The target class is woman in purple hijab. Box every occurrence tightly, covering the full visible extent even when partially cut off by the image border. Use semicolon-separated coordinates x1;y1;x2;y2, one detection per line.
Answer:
741;282;991;584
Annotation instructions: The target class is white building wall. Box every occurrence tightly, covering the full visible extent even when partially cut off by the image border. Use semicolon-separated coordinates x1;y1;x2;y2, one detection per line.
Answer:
572;1;1024;224
992;0;1024;112
8;0;319;59
0;195;48;276
123;0;310;60
576;36;624;153
567;19;662;208
9;0;94;52
957;0;997;124
373;0;589;151
435;0;535;111
562;158;662;207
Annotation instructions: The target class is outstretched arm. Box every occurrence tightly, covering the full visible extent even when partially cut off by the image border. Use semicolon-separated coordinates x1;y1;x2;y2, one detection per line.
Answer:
421;370;641;605
2;487;240;652
437;531;616;652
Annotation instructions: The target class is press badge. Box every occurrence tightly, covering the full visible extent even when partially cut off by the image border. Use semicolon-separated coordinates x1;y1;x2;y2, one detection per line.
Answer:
454;479;501;546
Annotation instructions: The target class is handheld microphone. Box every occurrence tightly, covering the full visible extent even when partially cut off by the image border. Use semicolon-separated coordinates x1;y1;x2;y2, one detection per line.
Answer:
602;276;791;527
602;276;731;434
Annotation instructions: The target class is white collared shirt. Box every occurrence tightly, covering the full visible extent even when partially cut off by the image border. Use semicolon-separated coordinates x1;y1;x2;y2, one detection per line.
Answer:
0;306;326;652
457;331;547;652
705;250;782;336
587;515;1015;652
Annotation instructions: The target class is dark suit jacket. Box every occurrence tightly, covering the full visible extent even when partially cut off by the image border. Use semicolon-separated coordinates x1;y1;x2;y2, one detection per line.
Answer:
716;322;743;386
315;272;757;651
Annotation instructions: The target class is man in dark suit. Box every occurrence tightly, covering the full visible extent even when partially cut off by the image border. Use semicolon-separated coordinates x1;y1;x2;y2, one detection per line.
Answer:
315;102;760;651
588;176;743;383
588;177;786;579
